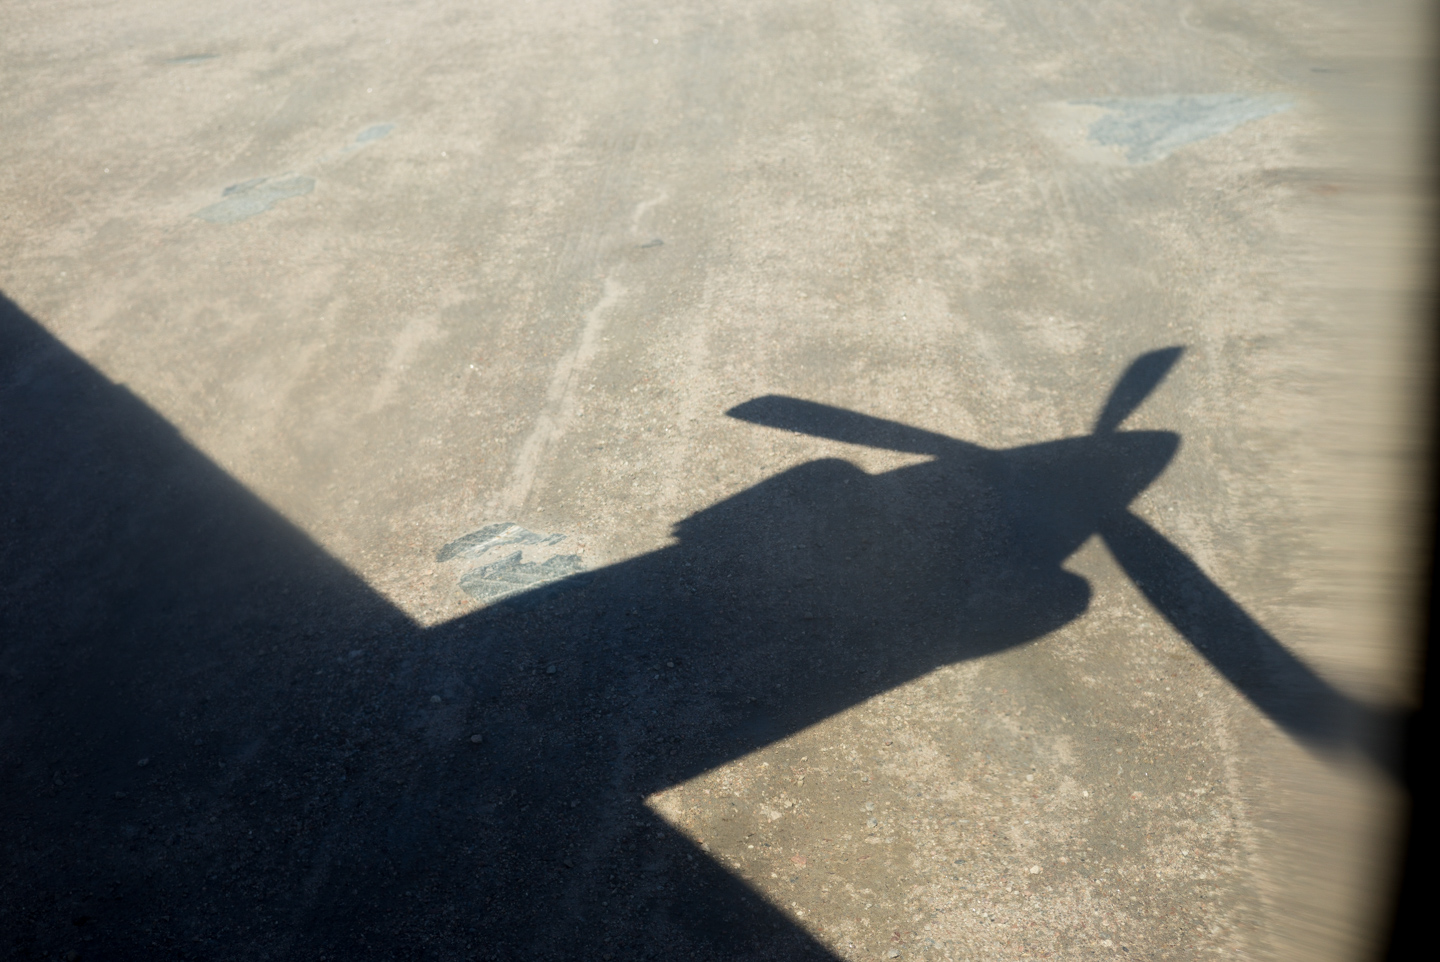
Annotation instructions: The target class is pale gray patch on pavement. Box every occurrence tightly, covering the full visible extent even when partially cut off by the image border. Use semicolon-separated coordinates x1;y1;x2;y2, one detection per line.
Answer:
193;124;388;224
165;53;217;65
439;522;585;604
1076;94;1291;163
437;522;567;562
353;123;394;145
457;550;586;604
194;175;315;223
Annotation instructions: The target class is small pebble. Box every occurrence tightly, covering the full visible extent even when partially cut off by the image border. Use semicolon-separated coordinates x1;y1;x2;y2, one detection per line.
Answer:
136;758;149;768
546;665;557;674
430;695;442;704
470;734;484;744
1030;865;1042;874
888;951;900;959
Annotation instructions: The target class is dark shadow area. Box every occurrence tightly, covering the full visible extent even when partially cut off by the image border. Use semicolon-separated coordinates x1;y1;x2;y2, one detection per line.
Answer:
0;293;1395;960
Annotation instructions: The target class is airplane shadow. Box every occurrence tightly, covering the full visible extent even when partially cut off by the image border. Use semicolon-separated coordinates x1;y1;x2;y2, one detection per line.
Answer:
0;293;1395;960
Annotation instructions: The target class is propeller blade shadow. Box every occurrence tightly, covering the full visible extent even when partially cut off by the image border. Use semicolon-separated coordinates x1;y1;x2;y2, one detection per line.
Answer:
1093;346;1184;434
1099;508;1398;775
726;395;973;456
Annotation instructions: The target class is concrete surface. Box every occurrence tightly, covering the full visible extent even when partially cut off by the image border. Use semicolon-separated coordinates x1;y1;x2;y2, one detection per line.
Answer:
0;1;1430;960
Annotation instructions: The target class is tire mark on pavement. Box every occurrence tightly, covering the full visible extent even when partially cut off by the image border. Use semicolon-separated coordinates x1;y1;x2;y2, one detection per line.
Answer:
493;275;625;519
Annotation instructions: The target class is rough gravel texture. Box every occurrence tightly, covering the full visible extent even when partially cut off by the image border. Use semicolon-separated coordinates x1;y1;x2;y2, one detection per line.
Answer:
0;1;1427;960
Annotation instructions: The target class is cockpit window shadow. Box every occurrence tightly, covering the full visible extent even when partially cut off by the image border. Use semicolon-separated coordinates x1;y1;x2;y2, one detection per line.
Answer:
0;294;1397;959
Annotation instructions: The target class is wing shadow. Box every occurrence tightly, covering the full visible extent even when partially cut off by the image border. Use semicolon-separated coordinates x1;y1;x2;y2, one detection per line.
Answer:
0;294;1394;960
